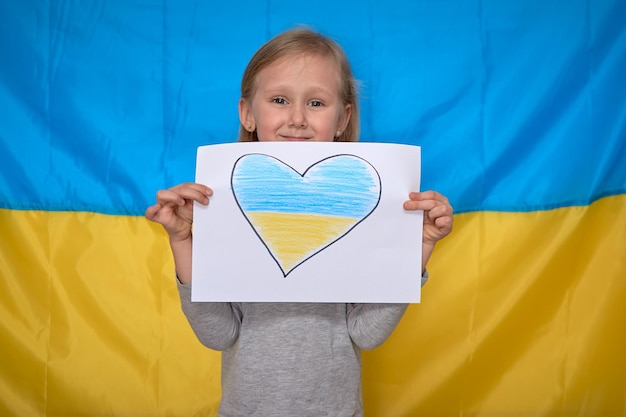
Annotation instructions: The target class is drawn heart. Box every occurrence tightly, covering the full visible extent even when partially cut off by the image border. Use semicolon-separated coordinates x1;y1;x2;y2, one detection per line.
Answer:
231;153;381;277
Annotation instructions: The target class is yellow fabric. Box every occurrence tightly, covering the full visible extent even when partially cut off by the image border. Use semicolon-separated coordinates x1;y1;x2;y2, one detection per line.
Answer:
1;194;625;416
363;194;626;416
0;211;221;416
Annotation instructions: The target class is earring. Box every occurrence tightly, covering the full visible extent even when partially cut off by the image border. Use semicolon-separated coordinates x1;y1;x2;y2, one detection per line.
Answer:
336;131;342;137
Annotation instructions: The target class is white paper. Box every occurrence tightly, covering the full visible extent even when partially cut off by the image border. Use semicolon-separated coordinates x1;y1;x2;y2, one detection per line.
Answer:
191;142;422;303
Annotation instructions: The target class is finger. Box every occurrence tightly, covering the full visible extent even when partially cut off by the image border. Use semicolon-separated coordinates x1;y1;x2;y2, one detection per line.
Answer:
434;213;453;230
408;190;449;203
403;198;448;212
171;183;213;204
156;186;211;206
406;190;452;210
155;189;185;206
172;182;213;196
145;204;162;221
425;203;453;222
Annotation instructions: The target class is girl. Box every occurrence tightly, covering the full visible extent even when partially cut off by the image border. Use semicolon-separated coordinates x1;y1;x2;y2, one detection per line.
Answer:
146;28;453;417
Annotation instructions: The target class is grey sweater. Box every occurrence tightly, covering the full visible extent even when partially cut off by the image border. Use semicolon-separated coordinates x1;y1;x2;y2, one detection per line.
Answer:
178;275;426;416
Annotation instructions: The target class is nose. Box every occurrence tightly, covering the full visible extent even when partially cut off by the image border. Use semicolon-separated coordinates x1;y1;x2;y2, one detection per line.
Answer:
288;103;307;128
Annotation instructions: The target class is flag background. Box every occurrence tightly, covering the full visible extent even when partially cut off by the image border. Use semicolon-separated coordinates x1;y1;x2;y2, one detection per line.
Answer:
1;1;625;416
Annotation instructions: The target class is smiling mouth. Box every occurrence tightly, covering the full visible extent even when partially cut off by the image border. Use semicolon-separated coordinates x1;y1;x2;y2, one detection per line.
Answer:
282;136;311;141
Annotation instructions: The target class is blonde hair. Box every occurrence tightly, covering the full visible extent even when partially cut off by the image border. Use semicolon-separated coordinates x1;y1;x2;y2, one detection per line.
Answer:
237;28;360;142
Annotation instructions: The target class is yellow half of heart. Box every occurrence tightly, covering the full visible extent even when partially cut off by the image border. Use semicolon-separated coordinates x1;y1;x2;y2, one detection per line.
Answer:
246;211;358;274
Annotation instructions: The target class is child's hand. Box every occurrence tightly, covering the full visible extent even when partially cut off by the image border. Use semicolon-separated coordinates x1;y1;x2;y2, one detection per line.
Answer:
403;191;454;247
145;182;213;242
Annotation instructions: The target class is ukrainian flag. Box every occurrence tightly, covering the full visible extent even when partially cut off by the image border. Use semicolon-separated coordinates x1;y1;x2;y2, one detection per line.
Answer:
1;1;624;416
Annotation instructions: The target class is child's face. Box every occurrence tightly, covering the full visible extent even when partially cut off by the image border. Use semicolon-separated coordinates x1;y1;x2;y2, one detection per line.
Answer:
239;53;351;142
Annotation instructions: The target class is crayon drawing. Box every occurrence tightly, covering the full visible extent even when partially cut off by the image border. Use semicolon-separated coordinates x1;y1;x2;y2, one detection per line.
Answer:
231;153;382;277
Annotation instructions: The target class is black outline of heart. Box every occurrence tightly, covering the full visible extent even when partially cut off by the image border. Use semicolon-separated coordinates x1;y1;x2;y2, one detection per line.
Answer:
231;153;382;277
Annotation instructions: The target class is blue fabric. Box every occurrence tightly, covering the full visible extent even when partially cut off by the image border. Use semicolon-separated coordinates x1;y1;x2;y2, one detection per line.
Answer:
0;0;624;215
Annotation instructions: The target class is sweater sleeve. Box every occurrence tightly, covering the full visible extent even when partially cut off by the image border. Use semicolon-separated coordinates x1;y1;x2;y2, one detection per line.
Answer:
346;270;429;350
177;282;242;351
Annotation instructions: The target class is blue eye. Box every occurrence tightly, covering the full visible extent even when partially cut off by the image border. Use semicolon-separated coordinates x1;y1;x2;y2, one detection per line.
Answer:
309;100;323;107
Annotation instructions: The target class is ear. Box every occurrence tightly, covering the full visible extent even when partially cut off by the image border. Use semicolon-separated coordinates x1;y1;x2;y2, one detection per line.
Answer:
238;98;256;132
337;103;352;134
